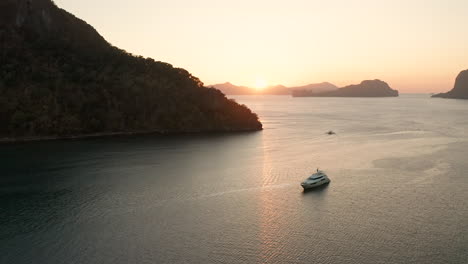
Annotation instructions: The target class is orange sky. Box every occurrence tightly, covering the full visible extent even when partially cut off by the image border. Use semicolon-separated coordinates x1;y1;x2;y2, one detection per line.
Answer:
55;0;468;93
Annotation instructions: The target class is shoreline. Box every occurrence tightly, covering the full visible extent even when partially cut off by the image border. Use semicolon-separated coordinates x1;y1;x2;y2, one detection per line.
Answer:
0;128;262;144
0;131;164;144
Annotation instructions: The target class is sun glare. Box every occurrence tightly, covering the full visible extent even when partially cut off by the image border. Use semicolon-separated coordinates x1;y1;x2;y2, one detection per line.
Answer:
254;78;268;90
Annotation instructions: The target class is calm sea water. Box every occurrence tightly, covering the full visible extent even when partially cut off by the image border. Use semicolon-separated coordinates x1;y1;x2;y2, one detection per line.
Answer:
1;94;468;264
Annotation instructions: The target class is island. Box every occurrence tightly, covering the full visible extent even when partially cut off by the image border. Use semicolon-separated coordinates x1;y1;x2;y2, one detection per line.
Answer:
0;0;262;141
292;80;399;97
432;70;468;99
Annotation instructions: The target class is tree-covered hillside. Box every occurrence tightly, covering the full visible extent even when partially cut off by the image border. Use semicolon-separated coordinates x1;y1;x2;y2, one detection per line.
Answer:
0;0;262;138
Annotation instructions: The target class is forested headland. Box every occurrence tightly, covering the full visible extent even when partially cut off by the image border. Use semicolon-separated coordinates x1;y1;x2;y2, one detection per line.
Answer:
0;0;262;140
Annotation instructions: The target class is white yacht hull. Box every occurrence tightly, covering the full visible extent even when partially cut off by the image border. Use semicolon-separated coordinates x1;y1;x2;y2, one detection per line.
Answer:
301;178;330;190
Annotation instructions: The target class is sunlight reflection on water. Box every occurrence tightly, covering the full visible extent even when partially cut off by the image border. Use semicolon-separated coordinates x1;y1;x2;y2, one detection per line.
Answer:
1;95;468;264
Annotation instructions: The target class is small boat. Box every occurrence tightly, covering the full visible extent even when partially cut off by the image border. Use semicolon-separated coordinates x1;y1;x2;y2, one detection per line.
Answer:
326;130;335;135
301;169;330;190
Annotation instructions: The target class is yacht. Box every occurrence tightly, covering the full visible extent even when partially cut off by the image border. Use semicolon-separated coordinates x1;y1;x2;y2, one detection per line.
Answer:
301;169;330;190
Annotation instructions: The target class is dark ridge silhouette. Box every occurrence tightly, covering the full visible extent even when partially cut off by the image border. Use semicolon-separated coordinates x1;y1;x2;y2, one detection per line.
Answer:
0;0;262;140
293;80;398;97
210;82;337;95
432;70;468;99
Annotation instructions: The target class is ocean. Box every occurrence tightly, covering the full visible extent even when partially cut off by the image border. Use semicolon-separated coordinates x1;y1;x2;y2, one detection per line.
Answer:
1;94;467;263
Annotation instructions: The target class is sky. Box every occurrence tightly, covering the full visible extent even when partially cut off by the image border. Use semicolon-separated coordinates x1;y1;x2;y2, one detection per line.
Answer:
55;0;468;93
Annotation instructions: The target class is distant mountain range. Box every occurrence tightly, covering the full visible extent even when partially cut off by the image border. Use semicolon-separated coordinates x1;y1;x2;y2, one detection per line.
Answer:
211;80;399;97
209;82;338;95
432;69;468;99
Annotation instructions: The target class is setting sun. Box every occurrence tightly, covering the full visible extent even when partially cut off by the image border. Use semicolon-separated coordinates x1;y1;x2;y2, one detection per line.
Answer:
4;1;468;264
254;78;268;90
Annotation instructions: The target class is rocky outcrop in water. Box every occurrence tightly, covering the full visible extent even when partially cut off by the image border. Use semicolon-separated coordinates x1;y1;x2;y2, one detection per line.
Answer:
432;70;468;99
0;0;262;139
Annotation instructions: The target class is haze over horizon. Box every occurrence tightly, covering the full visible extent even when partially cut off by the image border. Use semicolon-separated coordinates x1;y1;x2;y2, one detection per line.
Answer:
55;0;468;93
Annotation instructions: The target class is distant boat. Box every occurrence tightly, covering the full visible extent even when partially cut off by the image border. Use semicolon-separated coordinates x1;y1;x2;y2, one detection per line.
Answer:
326;130;336;135
301;169;331;190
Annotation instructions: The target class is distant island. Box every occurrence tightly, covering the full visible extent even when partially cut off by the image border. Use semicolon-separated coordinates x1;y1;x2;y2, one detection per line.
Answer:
293;80;399;97
210;82;338;95
432;70;468;99
0;0;262;141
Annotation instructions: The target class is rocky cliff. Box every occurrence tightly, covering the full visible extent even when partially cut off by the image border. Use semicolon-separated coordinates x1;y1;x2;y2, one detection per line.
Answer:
432;70;468;99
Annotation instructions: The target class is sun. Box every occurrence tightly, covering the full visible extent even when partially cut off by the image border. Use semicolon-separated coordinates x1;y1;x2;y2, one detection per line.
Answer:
254;78;268;90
